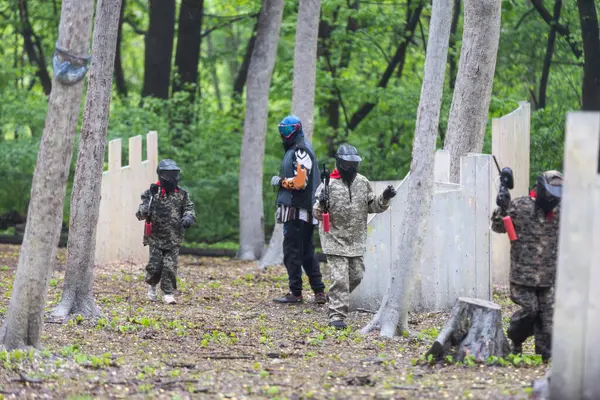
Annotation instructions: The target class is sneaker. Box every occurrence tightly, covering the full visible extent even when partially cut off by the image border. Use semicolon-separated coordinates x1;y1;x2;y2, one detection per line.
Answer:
329;320;347;330
273;293;303;304
164;294;177;304
314;292;327;304
147;285;158;301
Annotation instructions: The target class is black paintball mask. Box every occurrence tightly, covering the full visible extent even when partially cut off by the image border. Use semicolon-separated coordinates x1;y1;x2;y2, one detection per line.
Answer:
535;170;563;214
335;144;362;187
157;159;181;193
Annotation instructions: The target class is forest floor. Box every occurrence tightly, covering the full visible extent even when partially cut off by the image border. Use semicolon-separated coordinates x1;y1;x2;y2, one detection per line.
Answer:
0;244;546;400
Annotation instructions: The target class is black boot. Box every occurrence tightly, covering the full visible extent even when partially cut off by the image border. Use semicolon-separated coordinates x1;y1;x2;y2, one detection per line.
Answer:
273;293;303;304
329;320;347;330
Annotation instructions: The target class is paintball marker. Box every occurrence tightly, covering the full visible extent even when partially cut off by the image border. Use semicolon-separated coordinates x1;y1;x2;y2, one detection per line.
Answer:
320;163;331;233
493;156;517;241
144;192;154;237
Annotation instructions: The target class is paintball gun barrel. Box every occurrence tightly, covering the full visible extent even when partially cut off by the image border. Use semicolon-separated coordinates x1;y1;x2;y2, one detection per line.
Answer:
320;163;331;232
493;156;517;241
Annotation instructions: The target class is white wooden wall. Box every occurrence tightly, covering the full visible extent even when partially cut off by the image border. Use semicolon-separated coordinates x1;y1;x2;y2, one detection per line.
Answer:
491;102;531;287
550;112;600;400
95;132;158;265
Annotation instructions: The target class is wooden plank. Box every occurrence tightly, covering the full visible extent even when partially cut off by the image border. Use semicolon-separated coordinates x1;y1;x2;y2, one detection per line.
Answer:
108;139;122;172
128;135;142;167
474;154;492;300
550;112;599;400
459;155;477;298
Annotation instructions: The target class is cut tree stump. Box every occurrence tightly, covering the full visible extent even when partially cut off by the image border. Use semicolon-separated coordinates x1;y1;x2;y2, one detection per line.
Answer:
426;297;510;362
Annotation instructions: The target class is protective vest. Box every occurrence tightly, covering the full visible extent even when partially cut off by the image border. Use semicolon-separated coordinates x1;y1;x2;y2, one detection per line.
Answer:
275;138;319;211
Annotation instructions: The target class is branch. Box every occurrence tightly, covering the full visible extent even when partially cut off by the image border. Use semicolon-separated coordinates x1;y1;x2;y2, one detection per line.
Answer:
201;13;258;38
529;0;582;58
515;7;535;29
123;17;146;35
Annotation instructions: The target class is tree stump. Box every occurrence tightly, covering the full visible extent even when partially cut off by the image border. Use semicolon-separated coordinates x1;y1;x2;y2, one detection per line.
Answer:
426;297;510;362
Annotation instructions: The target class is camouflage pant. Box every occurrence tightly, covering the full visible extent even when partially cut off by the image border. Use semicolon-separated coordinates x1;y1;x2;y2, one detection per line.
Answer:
507;283;554;358
145;246;179;295
327;255;365;322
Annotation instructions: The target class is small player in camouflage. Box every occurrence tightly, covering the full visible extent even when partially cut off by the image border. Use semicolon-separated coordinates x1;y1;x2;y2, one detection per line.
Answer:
313;144;396;329
491;170;562;361
136;159;196;304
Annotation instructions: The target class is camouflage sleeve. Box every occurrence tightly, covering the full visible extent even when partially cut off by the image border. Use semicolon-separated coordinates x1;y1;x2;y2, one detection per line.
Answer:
367;182;390;214
182;190;196;223
490;206;508;233
136;190;152;221
313;183;324;221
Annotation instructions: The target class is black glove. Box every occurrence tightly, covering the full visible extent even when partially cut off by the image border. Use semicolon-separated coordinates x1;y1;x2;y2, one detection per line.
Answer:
496;185;511;210
181;215;194;229
382;185;396;200
150;183;159;195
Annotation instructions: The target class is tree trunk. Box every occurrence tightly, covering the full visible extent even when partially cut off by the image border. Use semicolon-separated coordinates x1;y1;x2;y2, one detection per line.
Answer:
114;0;127;97
577;0;600;111
238;0;284;261
448;0;461;90
233;16;259;99
426;297;510;362
361;0;453;338
0;0;95;350
18;0;52;95
173;0;204;100
443;0;501;183
206;33;223;111
52;0;123;320
538;0;561;110
142;0;175;99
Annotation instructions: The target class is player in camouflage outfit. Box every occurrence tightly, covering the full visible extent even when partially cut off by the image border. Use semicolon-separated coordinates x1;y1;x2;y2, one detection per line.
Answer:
491;170;562;361
136;159;196;305
313;144;396;329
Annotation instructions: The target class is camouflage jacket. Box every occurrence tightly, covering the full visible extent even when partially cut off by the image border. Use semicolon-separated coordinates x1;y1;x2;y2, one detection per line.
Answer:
491;196;560;287
314;174;390;257
136;187;196;249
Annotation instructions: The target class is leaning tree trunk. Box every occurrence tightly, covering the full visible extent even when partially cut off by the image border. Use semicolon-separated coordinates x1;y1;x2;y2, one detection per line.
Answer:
443;0;501;183
361;0;453;338
0;0;95;350
238;0;285;261
52;0;123;320
426;297;510;362
577;0;600;111
259;0;321;270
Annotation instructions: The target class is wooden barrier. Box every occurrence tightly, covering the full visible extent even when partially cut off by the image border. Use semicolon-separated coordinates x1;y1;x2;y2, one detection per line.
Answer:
491;102;530;287
95;132;158;265
550;112;600;400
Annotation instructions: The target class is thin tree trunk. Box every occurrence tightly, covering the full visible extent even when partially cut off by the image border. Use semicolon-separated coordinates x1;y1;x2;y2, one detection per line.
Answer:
142;0;175;99
206;33;223;111
18;0;52;95
577;0;600;111
448;0;461;90
443;0;501;183
361;0;453;338
238;0;284;261
52;0;123;320
538;0;561;110
233;16;259;99
114;0;127;97
0;0;95;350
173;0;204;100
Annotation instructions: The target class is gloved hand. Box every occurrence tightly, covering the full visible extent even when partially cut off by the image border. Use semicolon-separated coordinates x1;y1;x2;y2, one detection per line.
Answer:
271;175;282;187
382;185;396;200
496;185;511;210
181;215;194;229
150;183;159;195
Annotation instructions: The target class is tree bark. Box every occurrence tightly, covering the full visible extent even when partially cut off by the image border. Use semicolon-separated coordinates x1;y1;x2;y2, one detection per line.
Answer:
114;0;127;97
577;0;600;111
538;0;561;110
448;0;461;90
18;0;52;95
0;0;95;350
361;0;453;337
426;297;510;362
238;0;284;261
443;0;501;183
52;0;123;320
233;16;259;99
173;0;204;100
141;0;176;99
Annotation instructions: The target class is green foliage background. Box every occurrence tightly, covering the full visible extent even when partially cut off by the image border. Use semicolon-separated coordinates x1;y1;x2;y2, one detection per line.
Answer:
0;0;586;245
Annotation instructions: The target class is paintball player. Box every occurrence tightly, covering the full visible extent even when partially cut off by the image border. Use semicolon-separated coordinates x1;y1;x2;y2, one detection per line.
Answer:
491;170;562;361
313;144;396;330
270;115;327;304
136;159;196;305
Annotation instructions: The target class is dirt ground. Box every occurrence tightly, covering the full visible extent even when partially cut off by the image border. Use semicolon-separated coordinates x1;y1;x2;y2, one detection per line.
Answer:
0;244;546;399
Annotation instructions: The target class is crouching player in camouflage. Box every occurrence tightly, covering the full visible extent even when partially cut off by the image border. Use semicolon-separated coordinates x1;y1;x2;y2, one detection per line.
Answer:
491;170;562;361
313;144;396;330
136;159;196;305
